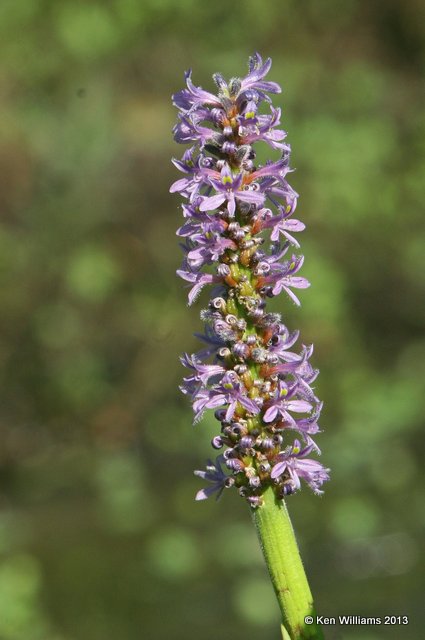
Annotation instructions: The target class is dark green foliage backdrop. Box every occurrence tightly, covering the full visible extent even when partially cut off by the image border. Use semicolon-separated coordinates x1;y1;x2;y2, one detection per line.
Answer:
0;1;424;639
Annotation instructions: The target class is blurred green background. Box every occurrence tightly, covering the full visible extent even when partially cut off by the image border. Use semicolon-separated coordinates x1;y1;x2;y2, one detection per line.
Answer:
0;1;424;639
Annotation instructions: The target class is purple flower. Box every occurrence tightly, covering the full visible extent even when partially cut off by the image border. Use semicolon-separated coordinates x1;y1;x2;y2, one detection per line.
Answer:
169;147;206;199
180;354;225;398
240;53;281;98
241;107;288;150
193;371;260;423
172;54;329;505
173;69;222;112
176;269;222;305
260;207;306;247
270;441;330;495
185;233;236;269
194;456;232;501
258;254;310;305
263;381;313;425
199;164;265;217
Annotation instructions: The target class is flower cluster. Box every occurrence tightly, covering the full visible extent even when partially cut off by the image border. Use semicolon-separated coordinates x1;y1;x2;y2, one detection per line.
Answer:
171;54;329;507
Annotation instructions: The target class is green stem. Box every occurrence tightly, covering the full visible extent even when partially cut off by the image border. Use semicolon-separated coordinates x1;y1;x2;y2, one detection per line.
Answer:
252;487;324;640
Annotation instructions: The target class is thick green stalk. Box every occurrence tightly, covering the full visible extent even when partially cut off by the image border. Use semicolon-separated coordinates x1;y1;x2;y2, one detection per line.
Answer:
252;487;324;640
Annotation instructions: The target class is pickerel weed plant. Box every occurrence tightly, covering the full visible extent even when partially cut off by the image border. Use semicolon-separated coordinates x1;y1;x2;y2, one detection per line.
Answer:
171;53;329;640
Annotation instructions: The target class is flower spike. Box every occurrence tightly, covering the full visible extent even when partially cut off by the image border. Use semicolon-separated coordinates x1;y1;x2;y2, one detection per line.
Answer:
171;55;329;507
